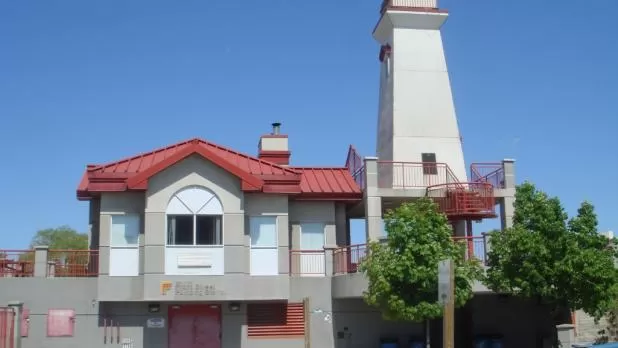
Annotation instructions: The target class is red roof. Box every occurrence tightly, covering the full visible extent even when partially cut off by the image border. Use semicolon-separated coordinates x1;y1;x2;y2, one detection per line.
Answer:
77;138;362;201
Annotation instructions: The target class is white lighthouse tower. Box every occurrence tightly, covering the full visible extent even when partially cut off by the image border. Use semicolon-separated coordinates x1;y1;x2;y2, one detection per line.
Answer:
373;0;467;183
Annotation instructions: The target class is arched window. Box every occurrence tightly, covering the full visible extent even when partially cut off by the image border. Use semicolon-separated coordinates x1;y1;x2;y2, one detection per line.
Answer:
166;186;223;246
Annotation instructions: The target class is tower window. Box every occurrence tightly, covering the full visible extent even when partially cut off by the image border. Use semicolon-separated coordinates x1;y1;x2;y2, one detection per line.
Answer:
422;153;437;175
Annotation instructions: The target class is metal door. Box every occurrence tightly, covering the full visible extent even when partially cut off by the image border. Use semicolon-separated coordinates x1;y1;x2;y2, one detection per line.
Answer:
168;305;221;348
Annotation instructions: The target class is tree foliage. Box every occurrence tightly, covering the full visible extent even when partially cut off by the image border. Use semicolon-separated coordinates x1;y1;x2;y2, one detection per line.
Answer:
28;226;88;250
485;182;618;321
359;197;484;322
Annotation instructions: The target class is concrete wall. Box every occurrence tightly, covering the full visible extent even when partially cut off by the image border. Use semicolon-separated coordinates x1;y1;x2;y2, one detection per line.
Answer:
374;11;467;183
332;299;424;348
574;310;607;343
0;278;260;348
289;201;336;249
0;278;101;348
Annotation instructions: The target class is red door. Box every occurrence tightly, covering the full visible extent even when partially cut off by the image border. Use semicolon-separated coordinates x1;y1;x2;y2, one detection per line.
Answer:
168;305;221;348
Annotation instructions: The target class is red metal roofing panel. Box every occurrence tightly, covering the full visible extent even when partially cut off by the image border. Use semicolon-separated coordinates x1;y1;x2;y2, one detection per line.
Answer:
78;138;362;199
292;168;362;195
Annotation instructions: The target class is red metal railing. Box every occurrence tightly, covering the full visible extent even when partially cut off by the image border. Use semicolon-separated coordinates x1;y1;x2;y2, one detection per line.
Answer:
0;250;34;278
289;250;325;276
426;182;496;219
381;0;439;13
333;236;487;275
0;308;14;348
47;250;99;277
377;161;461;189
333;244;368;275
470;163;505;189
452;235;487;264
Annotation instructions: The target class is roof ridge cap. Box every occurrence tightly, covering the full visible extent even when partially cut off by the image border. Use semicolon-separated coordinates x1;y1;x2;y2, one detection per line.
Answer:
89;138;197;171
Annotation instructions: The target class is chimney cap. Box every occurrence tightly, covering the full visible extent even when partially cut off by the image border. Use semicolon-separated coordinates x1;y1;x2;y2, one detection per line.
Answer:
271;122;282;135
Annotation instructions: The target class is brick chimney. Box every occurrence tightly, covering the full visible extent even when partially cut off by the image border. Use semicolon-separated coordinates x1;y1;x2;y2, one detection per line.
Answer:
258;122;290;165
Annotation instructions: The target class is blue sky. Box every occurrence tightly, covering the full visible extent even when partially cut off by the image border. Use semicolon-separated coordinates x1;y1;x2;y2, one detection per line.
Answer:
0;0;616;249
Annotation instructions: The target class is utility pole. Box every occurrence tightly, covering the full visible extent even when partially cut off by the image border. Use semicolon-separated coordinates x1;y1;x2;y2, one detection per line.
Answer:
438;259;455;348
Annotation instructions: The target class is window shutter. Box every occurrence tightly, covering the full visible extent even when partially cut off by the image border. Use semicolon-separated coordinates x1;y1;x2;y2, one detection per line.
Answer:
247;302;305;338
47;309;75;337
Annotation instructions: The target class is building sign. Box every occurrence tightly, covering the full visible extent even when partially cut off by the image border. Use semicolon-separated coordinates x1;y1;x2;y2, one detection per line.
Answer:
160;281;172;295
146;317;165;329
159;280;224;297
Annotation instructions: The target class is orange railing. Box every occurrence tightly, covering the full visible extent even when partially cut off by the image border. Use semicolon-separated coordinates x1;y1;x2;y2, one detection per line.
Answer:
426;182;496;219
377;161;461;189
0;308;14;348
470;163;505;189
289;250;325;276
0;250;34;278
333;244;368;275
47;250;99;277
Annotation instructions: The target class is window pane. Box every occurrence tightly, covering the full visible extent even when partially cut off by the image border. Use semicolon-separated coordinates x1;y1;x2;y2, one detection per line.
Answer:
167;215;193;245
111;215;140;247
196;215;222;245
250;216;277;247
300;223;324;250
421;153;438;175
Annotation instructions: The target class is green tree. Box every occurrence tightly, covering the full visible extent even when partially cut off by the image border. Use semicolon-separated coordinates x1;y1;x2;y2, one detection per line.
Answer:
17;226;89;262
359;197;484;322
29;226;88;250
485;182;618;324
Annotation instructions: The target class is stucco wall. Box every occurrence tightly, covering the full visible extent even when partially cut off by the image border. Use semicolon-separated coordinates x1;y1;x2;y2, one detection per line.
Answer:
144;154;244;275
289;201;336;249
0;278;103;348
244;193;290;275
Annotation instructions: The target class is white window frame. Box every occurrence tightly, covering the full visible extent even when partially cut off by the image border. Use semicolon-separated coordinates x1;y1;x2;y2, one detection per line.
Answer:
110;214;141;247
109;213;140;277
299;222;326;250
166;214;223;247
249;215;279;276
165;186;224;247
249;215;279;249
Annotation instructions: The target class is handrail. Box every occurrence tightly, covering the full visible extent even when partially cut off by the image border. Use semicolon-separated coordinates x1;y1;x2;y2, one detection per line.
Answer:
333;235;487;275
376;161;464;188
426;182;496;219
470;163;505;189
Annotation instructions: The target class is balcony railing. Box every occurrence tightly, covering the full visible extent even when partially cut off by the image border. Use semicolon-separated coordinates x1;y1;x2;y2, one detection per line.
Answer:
470;163;505;189
377;161;460;189
452;235;487;264
333;235;487;275
0;250;34;278
333;244;368;275
47;250;99;278
346;145;365;189
426;182;496;219
289;250;325;277
381;0;438;13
